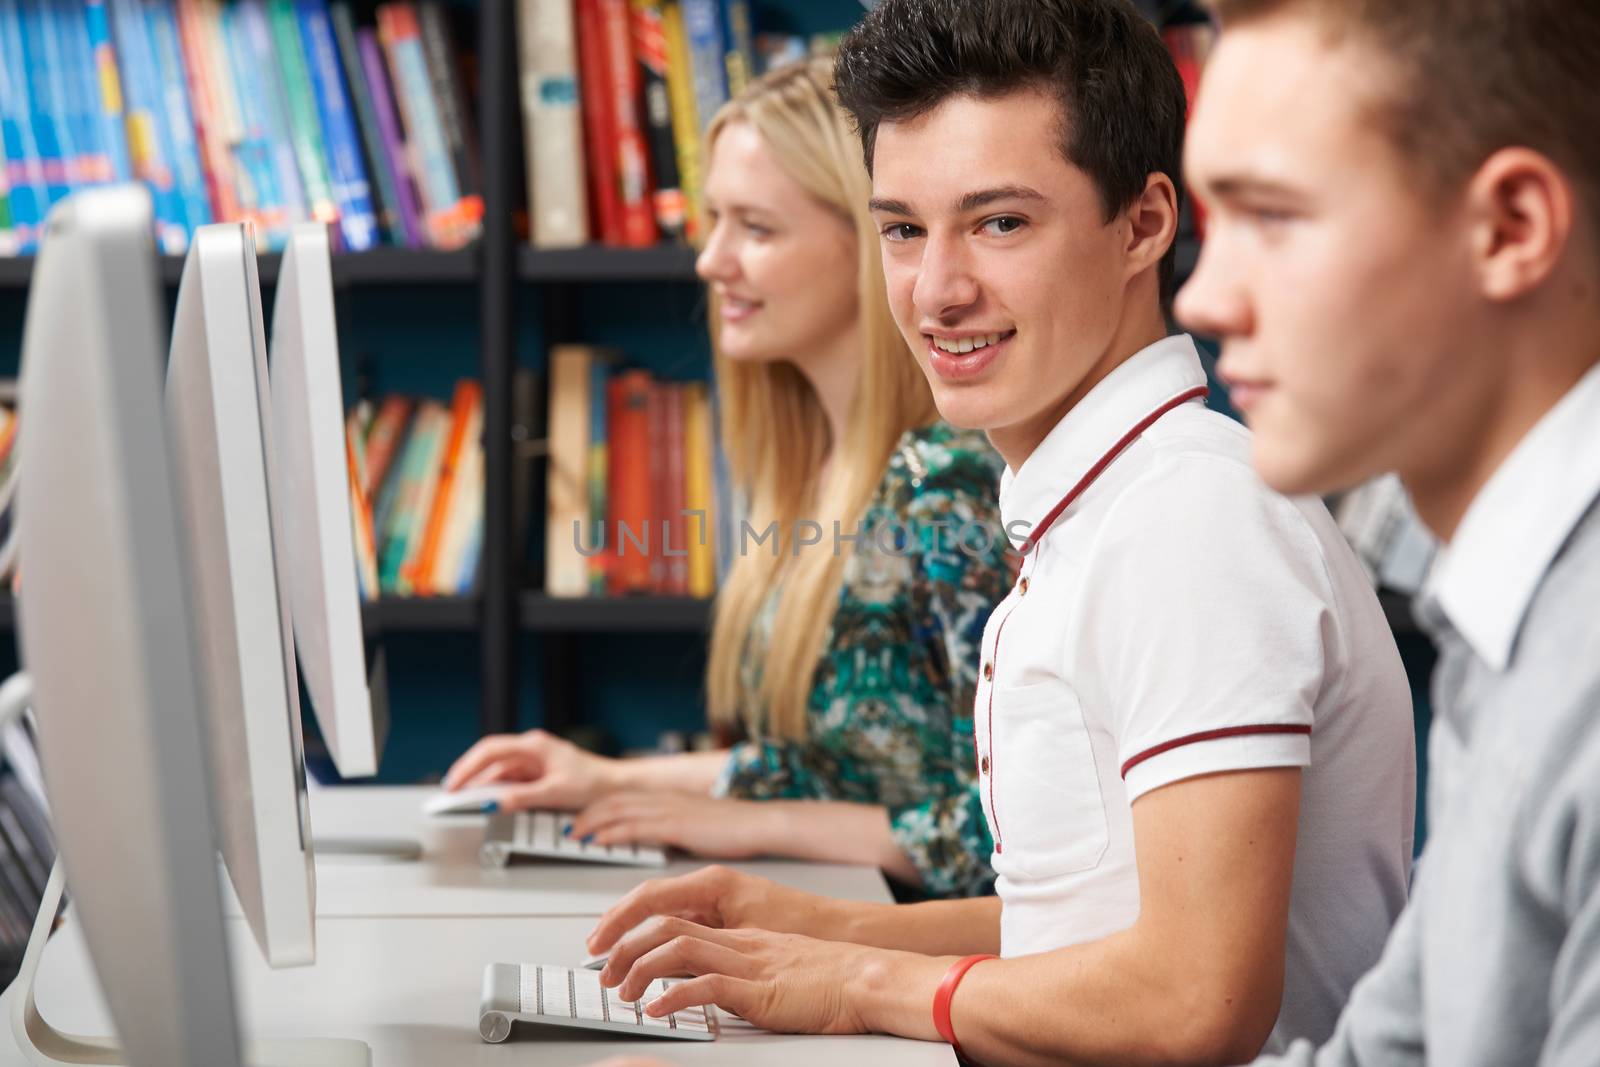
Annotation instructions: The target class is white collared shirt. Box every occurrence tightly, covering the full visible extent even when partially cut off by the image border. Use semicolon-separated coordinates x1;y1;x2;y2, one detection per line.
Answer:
977;335;1416;1051
1426;360;1600;671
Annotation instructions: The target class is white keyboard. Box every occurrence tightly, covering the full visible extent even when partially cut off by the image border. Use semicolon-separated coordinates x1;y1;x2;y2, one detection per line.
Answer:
478;963;716;1043
478;810;668;868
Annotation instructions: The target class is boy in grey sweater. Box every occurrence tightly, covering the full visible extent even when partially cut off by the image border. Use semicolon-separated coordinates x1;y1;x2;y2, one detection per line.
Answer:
1177;1;1600;1064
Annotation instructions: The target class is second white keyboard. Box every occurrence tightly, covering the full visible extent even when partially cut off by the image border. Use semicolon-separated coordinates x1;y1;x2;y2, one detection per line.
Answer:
478;810;669;868
478;963;716;1042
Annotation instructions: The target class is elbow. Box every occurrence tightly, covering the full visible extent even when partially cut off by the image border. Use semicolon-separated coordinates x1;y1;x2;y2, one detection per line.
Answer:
1150;980;1281;1067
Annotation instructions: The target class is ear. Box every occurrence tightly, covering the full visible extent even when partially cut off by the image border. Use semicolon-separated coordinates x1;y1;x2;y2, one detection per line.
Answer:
1466;148;1575;302
1124;172;1180;282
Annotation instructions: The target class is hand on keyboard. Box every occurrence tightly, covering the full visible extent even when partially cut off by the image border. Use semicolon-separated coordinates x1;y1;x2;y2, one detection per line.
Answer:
598;919;883;1037
586;865;846;957
567;792;778;860
443;729;623;810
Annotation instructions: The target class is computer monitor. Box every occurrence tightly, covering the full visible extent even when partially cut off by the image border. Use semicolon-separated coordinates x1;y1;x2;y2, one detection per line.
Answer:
13;186;244;1065
165;222;316;969
268;224;387;780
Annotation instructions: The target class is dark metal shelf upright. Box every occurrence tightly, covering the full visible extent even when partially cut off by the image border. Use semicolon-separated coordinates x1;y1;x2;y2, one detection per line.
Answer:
478;0;519;736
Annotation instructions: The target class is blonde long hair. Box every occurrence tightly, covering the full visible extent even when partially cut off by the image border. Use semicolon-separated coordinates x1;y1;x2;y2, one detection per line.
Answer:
704;57;940;743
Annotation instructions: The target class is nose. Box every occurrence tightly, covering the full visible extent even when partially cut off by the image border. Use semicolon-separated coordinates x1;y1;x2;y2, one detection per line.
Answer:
695;220;738;284
1173;238;1253;342
911;229;981;323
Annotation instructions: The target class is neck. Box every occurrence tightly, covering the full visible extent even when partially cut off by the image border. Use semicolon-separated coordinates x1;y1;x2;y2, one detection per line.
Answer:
793;320;863;472
990;294;1170;472
1404;308;1600;543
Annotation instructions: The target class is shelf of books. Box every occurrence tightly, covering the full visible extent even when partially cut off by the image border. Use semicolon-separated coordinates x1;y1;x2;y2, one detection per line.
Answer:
0;0;485;262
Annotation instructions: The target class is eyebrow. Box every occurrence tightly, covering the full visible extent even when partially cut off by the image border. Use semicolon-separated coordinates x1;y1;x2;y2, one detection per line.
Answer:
868;185;1048;217
1201;174;1308;201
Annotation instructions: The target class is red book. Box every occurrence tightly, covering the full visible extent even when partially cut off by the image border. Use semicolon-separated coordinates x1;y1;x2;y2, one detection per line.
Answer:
664;384;688;596
598;0;659;246
645;383;670;593
576;0;624;244
606;371;654;594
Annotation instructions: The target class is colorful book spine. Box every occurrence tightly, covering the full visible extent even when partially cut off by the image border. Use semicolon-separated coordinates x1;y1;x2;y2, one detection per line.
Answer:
356;27;423;247
660;0;700;239
19;0;72;205
57;0;104;190
268;0;339;228
680;0;726;136
433;396;483;594
416;0;482;229
187;0;256;232
297;0;379;251
83;0;133;184
546;346;593;598
146;0;213;232
586;356;609;595
684;382;715;597
598;0;656;247
574;0;621;244
718;0;752;100
380;400;445;593
408;379;478;595
226;0;301;245
664;383;688;595
377;3;467;249
0;0;45;250
515;0;588;249
607;369;653;595
630;0;684;241
331;1;400;245
345;412;380;600
108;0;187;250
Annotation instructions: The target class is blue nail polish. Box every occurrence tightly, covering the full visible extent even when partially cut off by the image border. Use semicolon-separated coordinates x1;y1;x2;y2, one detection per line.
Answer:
483;800;499;814
561;824;573;837
581;834;595;845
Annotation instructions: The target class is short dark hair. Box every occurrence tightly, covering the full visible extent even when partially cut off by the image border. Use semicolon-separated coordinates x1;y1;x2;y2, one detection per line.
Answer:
1207;0;1600;237
834;0;1190;298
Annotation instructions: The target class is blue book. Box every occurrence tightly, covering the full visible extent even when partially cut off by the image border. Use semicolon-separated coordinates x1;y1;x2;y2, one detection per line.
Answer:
0;0;46;250
231;0;310;247
146;0;212;233
218;1;286;243
296;0;377;251
108;0;187;250
83;0;132;182
18;0;71;206
681;0;728;136
718;0;754;99
49;0;100;192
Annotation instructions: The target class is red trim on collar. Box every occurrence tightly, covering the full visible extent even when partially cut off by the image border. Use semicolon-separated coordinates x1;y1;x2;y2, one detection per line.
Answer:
1021;386;1210;555
1120;723;1312;779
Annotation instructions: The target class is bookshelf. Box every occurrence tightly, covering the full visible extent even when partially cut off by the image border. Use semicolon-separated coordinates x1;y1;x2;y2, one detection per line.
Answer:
0;0;1227;774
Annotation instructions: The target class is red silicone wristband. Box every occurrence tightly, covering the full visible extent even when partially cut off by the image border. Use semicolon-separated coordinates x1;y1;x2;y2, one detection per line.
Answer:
932;954;997;1055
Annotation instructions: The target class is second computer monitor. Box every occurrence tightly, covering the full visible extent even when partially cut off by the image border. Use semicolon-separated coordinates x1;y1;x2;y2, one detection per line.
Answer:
166;222;317;968
270;223;385;780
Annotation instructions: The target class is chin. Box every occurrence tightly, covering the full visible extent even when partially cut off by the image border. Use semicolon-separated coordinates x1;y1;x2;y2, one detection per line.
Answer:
1251;438;1366;498
926;383;1000;432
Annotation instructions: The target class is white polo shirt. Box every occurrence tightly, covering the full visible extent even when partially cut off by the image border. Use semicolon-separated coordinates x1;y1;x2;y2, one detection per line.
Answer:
977;335;1416;1051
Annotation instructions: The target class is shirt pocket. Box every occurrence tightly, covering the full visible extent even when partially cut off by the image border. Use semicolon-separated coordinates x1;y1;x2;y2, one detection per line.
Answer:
990;681;1109;880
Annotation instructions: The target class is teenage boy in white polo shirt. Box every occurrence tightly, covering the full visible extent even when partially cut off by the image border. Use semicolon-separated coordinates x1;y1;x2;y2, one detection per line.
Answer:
1175;1;1600;1065
579;2;1416;1064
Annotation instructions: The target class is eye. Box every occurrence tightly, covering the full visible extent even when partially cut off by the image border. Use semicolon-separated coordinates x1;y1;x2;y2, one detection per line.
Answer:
979;216;1026;237
881;223;923;242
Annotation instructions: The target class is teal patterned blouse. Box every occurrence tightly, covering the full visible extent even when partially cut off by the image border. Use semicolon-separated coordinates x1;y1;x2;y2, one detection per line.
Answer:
715;422;1011;898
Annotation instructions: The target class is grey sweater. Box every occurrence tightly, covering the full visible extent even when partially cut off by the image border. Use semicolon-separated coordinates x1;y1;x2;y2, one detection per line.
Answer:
1253;498;1600;1066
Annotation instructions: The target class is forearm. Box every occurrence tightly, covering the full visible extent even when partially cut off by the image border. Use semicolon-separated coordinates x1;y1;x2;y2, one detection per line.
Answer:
612;750;729;796
752;801;922;885
850;922;1274;1067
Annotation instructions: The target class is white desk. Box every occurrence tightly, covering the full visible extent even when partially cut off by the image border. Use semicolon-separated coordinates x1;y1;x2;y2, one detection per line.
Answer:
16;913;955;1065
302;786;898;918
3;785;956;1064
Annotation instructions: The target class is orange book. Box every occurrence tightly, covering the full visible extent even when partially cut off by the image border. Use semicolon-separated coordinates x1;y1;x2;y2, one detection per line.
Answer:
407;380;480;595
345;414;381;599
364;396;414;499
607;370;654;595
